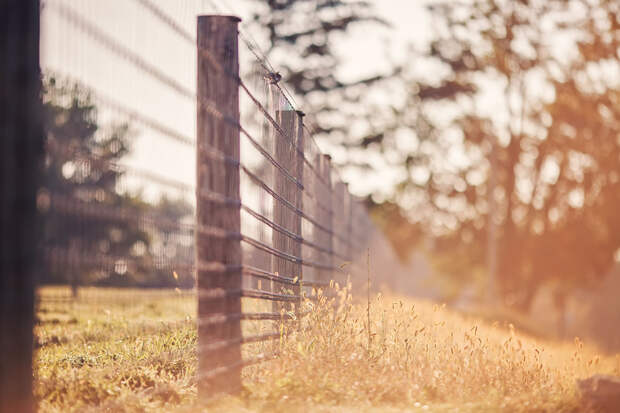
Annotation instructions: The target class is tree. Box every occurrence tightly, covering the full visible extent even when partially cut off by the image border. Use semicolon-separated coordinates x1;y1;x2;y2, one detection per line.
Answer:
145;195;195;289
366;0;620;312
42;76;199;289
41;76;150;288
367;199;423;262
248;0;398;146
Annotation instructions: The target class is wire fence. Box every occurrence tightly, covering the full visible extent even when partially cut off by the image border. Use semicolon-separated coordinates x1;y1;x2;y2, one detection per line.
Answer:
33;0;406;400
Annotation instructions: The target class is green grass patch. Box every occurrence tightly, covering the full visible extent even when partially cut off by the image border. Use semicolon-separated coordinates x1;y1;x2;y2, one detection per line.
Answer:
35;287;620;412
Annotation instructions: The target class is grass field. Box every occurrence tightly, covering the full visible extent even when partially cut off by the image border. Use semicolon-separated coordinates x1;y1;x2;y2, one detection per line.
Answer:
35;286;620;412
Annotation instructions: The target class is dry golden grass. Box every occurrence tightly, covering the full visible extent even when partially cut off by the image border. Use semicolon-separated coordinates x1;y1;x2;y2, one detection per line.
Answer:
35;286;620;412
35;288;197;412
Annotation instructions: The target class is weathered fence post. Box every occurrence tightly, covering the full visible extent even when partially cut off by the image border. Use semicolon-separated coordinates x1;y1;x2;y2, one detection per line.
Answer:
317;154;333;284
272;110;304;312
294;112;305;308
350;199;361;282
196;15;242;396
334;182;347;273
0;1;41;412
344;184;353;263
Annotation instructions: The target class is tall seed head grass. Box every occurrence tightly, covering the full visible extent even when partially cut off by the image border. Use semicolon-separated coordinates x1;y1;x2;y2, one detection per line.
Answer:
244;283;619;412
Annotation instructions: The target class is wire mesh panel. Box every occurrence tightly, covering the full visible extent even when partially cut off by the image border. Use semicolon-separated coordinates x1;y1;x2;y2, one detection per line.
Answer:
36;1;207;407
192;22;392;392
34;0;406;405
39;0;201;295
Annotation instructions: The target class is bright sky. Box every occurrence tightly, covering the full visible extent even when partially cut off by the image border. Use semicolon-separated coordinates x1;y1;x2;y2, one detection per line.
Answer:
40;0;431;201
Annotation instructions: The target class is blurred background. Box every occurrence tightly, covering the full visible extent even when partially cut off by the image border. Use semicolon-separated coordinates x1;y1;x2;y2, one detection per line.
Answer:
38;0;620;351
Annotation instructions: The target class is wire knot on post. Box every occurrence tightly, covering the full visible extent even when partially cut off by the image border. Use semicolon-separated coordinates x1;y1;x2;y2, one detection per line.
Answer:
264;71;282;84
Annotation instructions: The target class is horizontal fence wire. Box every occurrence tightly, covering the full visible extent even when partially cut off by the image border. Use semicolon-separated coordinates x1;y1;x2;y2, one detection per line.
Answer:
50;0;342;210
196;352;278;382
36;0;405;400
242;204;347;261
238;80;335;192
44;78;196;146
196;288;312;303
47;1;195;100
240;164;352;248
45;142;194;192
199;332;281;355
51;0;338;200
132;0;196;44
197;311;306;328
241;265;330;288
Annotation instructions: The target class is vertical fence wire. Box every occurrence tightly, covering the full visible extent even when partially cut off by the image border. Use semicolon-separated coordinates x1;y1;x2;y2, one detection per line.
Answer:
36;2;208;405
33;0;407;403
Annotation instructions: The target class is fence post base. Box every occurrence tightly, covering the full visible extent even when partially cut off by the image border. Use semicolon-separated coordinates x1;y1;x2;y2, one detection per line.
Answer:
196;14;242;397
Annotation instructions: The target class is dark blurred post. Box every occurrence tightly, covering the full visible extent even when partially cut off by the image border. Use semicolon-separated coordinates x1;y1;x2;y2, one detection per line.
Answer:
272;110;304;312
0;1;42;412
196;15;242;396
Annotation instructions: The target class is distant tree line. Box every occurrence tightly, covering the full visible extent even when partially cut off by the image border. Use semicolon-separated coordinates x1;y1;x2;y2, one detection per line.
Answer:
378;0;620;313
40;76;194;289
251;0;620;316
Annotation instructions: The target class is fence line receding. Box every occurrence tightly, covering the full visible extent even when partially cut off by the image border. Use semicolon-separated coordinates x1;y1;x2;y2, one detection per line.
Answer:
34;0;404;401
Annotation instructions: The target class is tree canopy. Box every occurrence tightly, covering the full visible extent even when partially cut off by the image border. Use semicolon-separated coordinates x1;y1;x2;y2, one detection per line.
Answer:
365;0;620;310
41;76;194;288
248;0;398;144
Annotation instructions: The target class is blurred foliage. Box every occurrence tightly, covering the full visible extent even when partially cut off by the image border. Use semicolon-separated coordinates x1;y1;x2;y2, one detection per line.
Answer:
368;0;620;312
34;287;620;411
41;76;147;286
245;0;620;315
41;76;193;288
367;198;423;263
249;0;399;143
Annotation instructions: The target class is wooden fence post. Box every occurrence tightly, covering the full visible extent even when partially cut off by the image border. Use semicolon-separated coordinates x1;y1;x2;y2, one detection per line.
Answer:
294;112;305;309
350;199;361;282
334;182;347;273
0;1;41;412
345;184;353;263
271;110;304;312
196;15;242;396
317;155;333;284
